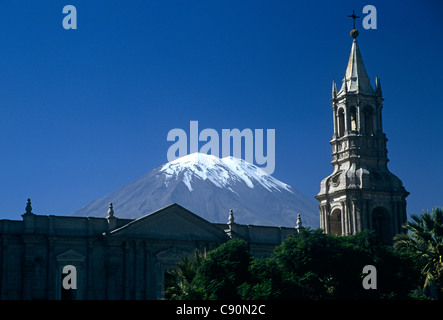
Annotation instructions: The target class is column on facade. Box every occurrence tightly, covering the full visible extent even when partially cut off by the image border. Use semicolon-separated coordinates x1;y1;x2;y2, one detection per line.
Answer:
360;108;366;135
340;201;346;235
390;202;396;236
346;200;352;235
0;236;8;299
373;109;378;135
396;201;405;235
124;241;134;300
361;200;367;230
47;237;55;299
22;237;36;299
375;102;382;134
402;202;407;227
332;106;338;138
400;202;406;233
357;105;363;133
86;240;94;299
106;239;121;300
319;205;324;231
144;243;153;299
321;204;330;234
135;240;145;300
367;201;373;230
323;205;329;233
324;205;329;233
351;198;357;234
344;103;350;135
356;199;362;233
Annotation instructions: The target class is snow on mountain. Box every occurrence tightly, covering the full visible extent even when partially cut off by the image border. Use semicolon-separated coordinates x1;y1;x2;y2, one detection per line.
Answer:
71;153;320;228
160;153;292;193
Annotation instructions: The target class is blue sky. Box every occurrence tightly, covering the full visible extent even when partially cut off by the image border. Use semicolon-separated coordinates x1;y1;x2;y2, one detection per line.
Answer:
0;0;441;220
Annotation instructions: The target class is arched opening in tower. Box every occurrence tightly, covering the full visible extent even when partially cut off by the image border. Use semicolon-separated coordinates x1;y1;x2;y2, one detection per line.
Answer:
330;208;342;235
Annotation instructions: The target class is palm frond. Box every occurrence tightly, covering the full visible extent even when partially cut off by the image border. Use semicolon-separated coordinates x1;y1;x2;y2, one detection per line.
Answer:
394;207;443;299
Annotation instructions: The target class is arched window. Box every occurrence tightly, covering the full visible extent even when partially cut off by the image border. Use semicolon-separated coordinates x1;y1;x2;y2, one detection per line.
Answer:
364;106;374;135
330;209;342;235
337;108;345;137
350;106;357;131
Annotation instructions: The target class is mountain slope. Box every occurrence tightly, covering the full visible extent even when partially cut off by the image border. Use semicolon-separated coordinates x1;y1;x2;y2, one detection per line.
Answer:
72;153;319;228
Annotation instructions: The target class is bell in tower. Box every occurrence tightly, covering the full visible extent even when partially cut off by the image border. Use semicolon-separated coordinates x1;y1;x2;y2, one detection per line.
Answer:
315;15;409;244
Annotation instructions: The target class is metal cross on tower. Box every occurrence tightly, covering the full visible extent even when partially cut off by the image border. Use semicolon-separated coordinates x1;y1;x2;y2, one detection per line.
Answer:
348;9;360;29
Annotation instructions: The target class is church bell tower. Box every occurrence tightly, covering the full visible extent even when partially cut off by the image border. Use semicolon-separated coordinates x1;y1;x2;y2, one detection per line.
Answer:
316;22;409;244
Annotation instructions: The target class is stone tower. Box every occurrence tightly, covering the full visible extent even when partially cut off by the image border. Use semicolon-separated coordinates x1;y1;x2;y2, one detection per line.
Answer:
316;28;409;244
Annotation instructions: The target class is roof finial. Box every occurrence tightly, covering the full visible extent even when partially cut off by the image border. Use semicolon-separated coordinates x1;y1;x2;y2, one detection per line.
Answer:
348;9;360;38
106;203;117;231
25;198;33;215
107;203;114;218
295;214;303;233
228;209;235;225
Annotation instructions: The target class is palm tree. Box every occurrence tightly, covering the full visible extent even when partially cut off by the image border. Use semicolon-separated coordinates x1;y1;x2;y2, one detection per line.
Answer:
394;207;443;299
164;250;204;300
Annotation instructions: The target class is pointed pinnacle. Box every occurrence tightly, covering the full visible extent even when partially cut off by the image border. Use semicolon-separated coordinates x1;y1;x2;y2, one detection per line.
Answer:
375;75;382;96
332;80;337;98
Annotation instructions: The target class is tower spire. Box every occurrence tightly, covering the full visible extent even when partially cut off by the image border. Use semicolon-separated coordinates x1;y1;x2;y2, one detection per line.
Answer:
338;28;374;96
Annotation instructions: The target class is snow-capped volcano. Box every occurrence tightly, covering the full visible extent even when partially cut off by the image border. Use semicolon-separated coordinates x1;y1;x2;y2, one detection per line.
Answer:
72;153;319;228
160;153;292;193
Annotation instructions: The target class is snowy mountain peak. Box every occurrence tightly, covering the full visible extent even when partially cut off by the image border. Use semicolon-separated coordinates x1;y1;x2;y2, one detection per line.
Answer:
159;153;292;193
72;152;319;228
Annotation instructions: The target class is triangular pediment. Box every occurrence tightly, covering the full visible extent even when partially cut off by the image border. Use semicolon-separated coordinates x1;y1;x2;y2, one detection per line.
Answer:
109;204;229;241
56;249;86;263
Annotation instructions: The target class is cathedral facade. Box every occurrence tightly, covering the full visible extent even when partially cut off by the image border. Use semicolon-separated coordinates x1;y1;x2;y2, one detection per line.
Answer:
0;200;296;300
316;28;409;243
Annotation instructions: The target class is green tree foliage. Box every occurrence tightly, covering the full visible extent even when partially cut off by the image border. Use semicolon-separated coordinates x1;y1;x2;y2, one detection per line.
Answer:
194;239;251;299
394;207;443;299
166;229;423;300
244;229;420;299
164;250;204;300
